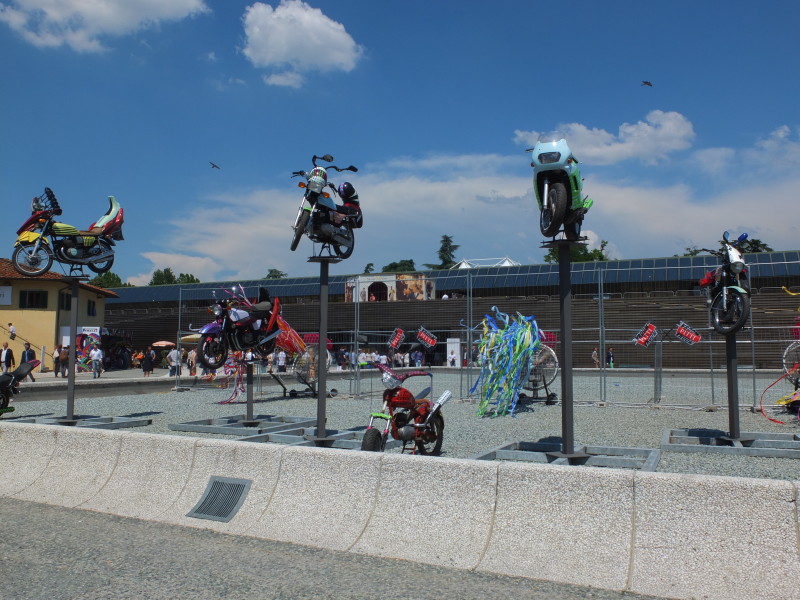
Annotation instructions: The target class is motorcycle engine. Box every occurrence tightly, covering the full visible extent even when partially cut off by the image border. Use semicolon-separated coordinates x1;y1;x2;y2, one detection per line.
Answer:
392;411;417;441
235;328;256;348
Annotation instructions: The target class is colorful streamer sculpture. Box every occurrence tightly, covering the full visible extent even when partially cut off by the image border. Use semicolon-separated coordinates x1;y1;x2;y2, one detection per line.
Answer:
470;306;541;417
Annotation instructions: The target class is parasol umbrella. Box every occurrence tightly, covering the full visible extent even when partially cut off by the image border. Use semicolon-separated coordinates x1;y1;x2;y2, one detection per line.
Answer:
302;333;333;351
152;340;176;347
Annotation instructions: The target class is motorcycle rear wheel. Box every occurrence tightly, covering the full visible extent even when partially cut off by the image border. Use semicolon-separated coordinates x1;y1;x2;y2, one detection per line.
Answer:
361;427;385;452
0;391;9;414
710;289;750;334
782;341;800;384
540;182;567;237
87;239;115;274
290;210;309;252
197;334;228;369
332;224;354;259
12;243;54;277
528;344;559;391
564;218;582;241
416;414;444;456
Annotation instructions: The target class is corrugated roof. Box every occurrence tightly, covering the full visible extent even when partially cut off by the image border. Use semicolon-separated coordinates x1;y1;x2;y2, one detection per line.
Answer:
106;251;800;304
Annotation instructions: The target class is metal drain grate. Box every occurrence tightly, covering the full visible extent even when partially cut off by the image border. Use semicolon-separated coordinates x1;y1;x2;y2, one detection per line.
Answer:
187;476;252;523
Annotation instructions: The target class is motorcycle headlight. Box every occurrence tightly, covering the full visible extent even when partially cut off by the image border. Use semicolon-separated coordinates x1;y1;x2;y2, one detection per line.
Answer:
731;260;745;274
210;305;223;317
538;152;561;164
381;371;401;389
307;176;325;194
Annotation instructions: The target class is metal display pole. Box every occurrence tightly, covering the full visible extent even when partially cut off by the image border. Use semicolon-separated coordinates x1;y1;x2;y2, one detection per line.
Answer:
308;255;340;444
725;333;741;440
64;277;81;423
544;239;588;462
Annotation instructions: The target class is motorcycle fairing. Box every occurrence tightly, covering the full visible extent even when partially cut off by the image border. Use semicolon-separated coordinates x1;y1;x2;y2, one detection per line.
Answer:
199;322;222;335
16;210;51;236
14;231;49;246
724;285;750;296
316;194;338;212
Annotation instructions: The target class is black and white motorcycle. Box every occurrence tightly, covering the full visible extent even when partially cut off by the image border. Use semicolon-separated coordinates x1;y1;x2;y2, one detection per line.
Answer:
699;232;751;334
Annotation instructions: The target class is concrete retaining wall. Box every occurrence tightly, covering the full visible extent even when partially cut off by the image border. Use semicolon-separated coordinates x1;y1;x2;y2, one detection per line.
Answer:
0;422;797;600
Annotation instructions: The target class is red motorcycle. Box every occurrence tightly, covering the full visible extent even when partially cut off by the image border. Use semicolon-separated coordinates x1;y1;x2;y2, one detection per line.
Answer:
361;363;452;455
12;187;124;277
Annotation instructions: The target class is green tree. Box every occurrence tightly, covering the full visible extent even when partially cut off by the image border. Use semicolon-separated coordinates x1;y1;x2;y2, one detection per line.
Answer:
423;234;460;270
544;240;610;264
678;246;703;257
739;238;773;253
381;259;416;272
149;267;177;286
363;262;374;274
87;271;129;288
264;269;288;279
176;273;200;284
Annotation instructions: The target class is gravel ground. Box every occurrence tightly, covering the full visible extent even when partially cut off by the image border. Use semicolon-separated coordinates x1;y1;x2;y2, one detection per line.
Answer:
5;368;800;481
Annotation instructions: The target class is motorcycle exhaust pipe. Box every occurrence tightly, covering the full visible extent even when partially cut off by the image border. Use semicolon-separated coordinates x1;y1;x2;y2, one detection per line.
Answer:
424;390;452;425
319;223;351;245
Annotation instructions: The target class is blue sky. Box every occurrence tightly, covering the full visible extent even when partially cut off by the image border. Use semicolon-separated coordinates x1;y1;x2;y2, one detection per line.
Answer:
2;0;799;285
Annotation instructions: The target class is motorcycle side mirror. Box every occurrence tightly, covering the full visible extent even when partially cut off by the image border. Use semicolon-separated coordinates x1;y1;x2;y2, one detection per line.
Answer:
723;231;730;242
321;154;334;162
737;233;748;243
346;165;358;172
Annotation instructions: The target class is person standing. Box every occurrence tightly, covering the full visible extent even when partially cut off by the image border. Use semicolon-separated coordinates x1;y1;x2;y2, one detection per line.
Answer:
592;347;600;368
21;342;36;381
1;342;15;374
59;345;70;377
448;350;457;367
141;346;154;377
606;348;614;368
89;345;103;378
276;349;287;373
167;346;180;377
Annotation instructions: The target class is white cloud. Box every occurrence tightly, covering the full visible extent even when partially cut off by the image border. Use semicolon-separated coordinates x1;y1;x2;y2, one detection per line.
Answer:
514;110;695;165
242;0;363;87
0;0;209;52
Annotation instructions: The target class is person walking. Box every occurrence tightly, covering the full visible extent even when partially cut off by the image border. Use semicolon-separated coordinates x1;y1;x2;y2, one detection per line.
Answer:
606;347;614;368
58;345;69;377
89;345;103;378
21;342;36;381
592;347;600;368
141;346;154;377
1;342;15;374
53;345;62;377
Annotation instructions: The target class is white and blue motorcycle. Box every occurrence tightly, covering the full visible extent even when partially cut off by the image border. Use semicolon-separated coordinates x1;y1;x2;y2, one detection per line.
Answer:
528;133;593;240
289;154;359;258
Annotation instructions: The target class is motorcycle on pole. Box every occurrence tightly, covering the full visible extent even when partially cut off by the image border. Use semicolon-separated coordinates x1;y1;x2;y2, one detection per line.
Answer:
528;132;593;240
12;187;124;277
361;362;452;455
194;286;284;370
0;360;40;417
699;231;751;335
290;154;360;258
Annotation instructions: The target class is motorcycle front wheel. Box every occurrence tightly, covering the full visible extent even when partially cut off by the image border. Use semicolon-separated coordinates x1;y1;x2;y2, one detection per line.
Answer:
361;428;385;452
0;390;9;414
87;239;115;274
12;242;54;277
782;341;800;384
332;224;354;259
710;289;751;334
416;414;444;456
528;344;559;391
290;209;310;251
197;334;228;369
540;182;567;237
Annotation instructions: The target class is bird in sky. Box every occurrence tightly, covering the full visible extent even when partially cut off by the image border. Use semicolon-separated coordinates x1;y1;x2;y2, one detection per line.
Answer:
641;80;653;87
209;161;221;169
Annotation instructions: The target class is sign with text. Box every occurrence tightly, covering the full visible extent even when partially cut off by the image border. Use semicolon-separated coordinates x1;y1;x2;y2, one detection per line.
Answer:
674;321;701;345
416;326;438;349
634;322;658;347
388;328;405;349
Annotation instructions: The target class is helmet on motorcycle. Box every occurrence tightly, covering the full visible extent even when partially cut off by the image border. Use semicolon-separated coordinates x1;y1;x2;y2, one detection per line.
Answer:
338;182;358;203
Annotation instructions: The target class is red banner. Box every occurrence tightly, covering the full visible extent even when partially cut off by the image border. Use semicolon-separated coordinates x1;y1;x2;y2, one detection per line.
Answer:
634;322;658;347
416;326;438;348
674;321;701;345
388;328;405;349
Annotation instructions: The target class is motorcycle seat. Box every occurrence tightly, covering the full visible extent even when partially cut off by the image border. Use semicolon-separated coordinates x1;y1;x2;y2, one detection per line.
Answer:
51;222;99;242
88;196;122;233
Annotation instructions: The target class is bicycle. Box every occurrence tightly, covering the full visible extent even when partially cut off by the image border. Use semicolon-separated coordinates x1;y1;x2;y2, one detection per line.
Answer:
780;286;800;386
